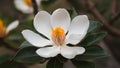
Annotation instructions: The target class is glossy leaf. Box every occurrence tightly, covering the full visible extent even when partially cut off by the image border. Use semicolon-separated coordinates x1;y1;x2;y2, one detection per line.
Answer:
68;8;78;19
14;47;45;63
19;41;33;49
41;0;57;8
75;45;108;61
7;32;23;40
80;32;106;46
88;21;102;32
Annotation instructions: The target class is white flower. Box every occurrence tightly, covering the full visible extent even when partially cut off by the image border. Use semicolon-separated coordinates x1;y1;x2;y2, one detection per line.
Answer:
0;19;19;38
14;0;41;14
22;8;89;59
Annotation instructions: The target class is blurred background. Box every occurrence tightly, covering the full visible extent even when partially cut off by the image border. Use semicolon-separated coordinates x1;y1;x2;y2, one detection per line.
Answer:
0;0;120;68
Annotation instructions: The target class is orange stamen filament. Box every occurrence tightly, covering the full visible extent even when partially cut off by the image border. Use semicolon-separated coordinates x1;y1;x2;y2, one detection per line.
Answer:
0;19;7;38
23;0;32;7
52;27;65;46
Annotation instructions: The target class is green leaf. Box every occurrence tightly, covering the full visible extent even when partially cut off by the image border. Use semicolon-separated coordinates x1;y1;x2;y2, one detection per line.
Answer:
19;41;33;49
88;21;102;32
69;8;78;19
0;61;22;68
14;47;45;63
47;57;63;68
80;32;106;46
41;0;57;8
7;32;23;40
0;55;11;64
72;60;95;68
57;55;68;63
20;19;35;31
75;45;108;61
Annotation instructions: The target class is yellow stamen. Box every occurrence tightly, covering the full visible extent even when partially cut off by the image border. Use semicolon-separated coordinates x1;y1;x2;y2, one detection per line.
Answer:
52;27;65;46
23;0;32;7
0;19;7;38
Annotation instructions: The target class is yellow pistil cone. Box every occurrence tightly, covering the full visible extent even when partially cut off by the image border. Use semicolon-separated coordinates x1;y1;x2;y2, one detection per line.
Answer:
0;19;7;38
52;27;65;46
23;0;32;7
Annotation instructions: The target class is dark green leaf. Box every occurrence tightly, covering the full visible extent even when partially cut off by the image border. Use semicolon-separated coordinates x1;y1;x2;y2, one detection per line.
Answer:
88;21;102;32
0;61;22;68
7;32;23;40
0;55;11;64
41;0;57;8
14;47;45;63
72;60;95;68
47;57;63;68
20;19;35;31
57;55;68;63
19;41;33;49
69;8;78;19
75;45;108;61
80;32;106;46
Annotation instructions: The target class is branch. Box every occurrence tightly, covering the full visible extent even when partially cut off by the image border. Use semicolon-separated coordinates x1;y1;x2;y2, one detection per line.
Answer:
31;0;38;15
111;0;117;16
109;0;120;25
109;11;120;25
86;0;120;37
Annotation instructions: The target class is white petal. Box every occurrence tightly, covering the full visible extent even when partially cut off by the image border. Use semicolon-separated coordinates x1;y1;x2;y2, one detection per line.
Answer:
61;45;85;59
22;30;51;47
34;11;52;39
51;8;71;33
36;46;60;58
66;34;86;45
6;20;19;33
14;0;33;14
36;0;41;5
68;15;89;34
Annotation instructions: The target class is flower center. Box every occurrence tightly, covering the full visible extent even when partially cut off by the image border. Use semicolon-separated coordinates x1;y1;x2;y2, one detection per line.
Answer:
23;0;32;7
0;19;7;38
52;27;65;46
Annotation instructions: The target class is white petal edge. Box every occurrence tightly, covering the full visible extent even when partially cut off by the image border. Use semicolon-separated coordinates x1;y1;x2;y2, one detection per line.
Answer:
65;33;87;45
22;30;52;47
68;15;89;35
36;46;60;58
51;8;71;33
6;20;19;33
61;45;85;59
34;11;52;39
14;0;33;14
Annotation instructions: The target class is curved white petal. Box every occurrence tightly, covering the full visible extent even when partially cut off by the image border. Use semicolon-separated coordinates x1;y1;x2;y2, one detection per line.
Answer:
34;11;52;39
66;34;86;45
61;45;85;59
36;46;60;58
68;15;89;35
6;20;19;33
22;30;51;47
14;0;33;14
51;8;71;33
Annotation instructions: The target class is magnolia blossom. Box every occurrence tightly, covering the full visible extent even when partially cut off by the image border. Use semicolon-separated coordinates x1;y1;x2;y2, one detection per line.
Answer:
0;19;19;38
14;0;41;14
22;8;89;59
